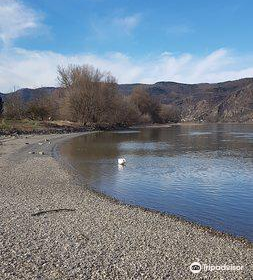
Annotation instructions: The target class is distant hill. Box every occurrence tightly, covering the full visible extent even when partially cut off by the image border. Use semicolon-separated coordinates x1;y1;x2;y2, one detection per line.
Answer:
0;87;57;102
1;78;253;122
119;78;253;122
119;78;253;103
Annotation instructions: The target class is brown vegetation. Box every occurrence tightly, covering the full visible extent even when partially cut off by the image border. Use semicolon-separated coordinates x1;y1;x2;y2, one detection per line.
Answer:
129;86;161;123
57;65;145;127
159;104;181;123
0;96;3;117
4;94;25;120
1;64;181;133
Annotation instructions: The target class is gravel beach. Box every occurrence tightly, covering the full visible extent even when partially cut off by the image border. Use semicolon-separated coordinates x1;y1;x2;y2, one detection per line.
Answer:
0;133;252;279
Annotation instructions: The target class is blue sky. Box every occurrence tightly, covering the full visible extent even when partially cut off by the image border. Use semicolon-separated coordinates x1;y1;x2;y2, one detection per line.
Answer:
0;0;253;92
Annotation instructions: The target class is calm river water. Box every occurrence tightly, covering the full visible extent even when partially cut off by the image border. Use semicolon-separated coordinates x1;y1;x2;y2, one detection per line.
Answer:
60;124;253;241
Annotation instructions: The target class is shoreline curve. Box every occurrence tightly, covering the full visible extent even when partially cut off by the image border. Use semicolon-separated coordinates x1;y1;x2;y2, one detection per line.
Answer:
53;132;253;246
0;132;252;279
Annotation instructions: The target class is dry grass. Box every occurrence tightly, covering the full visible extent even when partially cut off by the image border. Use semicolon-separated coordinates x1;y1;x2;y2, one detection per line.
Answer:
0;118;84;134
0;119;44;131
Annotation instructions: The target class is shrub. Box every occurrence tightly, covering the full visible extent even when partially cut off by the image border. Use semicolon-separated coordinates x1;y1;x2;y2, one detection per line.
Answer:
25;95;56;121
159;104;181;123
4;94;25;119
57;64;138;127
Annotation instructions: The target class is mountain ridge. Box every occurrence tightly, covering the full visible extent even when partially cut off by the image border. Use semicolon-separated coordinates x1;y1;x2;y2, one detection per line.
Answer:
1;77;253;122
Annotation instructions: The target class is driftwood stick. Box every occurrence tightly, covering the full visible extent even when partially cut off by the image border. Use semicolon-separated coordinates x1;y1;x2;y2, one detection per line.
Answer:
31;208;76;216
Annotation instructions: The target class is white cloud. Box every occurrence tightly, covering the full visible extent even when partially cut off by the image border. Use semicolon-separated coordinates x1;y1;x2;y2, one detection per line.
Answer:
91;13;141;39
113;14;141;33
1;47;253;92
0;0;41;45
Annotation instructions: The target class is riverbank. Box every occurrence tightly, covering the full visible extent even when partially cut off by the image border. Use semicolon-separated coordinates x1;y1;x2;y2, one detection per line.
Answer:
0;119;91;136
0;119;128;136
0;133;252;279
1;119;252;136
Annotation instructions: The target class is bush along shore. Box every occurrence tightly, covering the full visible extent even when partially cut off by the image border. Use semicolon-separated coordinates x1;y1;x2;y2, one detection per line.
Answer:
0;119;132;136
0;64;180;137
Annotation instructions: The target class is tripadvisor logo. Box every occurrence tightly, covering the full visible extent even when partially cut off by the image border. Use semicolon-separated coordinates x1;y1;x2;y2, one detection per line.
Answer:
190;262;202;274
190;261;243;274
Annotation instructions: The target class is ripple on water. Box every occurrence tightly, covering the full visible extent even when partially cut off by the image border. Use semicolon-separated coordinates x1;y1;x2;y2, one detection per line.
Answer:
61;124;253;241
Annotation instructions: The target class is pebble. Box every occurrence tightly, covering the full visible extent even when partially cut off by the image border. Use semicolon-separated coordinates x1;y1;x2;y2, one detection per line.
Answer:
0;134;252;280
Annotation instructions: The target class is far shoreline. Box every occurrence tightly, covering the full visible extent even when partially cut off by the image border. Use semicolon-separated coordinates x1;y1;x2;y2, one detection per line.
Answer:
2;120;253;137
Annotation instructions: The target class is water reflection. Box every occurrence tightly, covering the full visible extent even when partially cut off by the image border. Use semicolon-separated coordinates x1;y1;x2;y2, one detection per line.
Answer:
60;124;253;241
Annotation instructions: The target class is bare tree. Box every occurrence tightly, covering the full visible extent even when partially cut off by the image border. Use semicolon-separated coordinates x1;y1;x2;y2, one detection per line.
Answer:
25;94;55;121
130;86;161;123
4;94;25;119
130;86;152;116
112;95;141;126
159;104;181;123
57;64;124;126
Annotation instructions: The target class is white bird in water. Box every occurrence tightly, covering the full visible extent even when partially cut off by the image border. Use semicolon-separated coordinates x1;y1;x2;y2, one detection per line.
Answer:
118;158;126;165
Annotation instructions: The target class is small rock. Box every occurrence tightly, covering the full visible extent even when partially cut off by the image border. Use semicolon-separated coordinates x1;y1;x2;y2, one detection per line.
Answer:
25;142;29;145
45;139;49;142
28;151;35;154
38;151;44;155
38;142;43;145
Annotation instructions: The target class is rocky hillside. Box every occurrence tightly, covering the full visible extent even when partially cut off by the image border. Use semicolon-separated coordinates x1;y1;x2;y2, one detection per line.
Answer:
119;78;253;122
1;78;253;122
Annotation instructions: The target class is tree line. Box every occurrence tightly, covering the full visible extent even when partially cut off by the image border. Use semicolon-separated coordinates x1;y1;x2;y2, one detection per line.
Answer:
0;64;180;127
